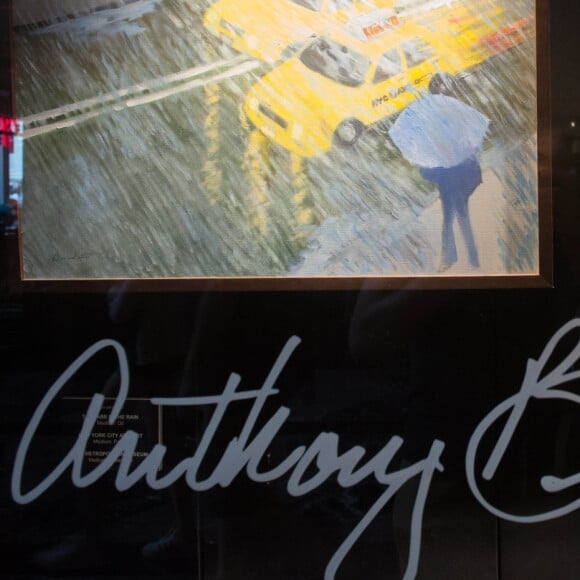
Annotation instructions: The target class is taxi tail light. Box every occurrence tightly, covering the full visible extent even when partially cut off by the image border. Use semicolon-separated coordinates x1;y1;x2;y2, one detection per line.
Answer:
479;16;534;54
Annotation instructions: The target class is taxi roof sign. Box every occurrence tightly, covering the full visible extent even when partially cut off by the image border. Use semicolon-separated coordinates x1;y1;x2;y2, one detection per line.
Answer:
345;8;400;42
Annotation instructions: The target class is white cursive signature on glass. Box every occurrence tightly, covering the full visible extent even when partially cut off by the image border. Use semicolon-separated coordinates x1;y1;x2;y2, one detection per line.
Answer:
11;336;444;580
466;318;580;522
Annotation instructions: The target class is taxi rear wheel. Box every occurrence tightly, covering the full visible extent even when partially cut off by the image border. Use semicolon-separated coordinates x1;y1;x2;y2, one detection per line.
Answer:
334;119;364;148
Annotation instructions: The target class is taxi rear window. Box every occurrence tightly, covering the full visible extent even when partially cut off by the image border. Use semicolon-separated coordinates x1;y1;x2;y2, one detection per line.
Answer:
373;48;403;83
401;38;435;67
300;37;371;87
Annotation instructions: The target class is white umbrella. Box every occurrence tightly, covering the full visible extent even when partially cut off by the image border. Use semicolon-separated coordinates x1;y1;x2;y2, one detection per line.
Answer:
389;94;490;168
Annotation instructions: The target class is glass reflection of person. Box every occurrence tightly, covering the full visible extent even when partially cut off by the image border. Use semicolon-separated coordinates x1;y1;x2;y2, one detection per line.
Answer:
32;285;196;572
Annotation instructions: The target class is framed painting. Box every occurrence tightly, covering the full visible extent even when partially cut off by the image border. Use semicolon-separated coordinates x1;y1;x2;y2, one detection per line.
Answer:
12;0;550;289
8;5;580;580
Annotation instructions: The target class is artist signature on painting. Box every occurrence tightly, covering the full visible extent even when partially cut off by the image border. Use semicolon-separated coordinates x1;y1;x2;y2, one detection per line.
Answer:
11;319;580;579
51;252;97;262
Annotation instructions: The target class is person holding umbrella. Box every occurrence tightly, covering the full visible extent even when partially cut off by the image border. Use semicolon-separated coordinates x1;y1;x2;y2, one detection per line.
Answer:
389;93;490;272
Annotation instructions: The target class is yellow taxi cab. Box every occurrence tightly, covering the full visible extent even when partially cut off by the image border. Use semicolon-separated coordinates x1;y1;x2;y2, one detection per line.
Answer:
243;3;534;157
203;0;395;63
